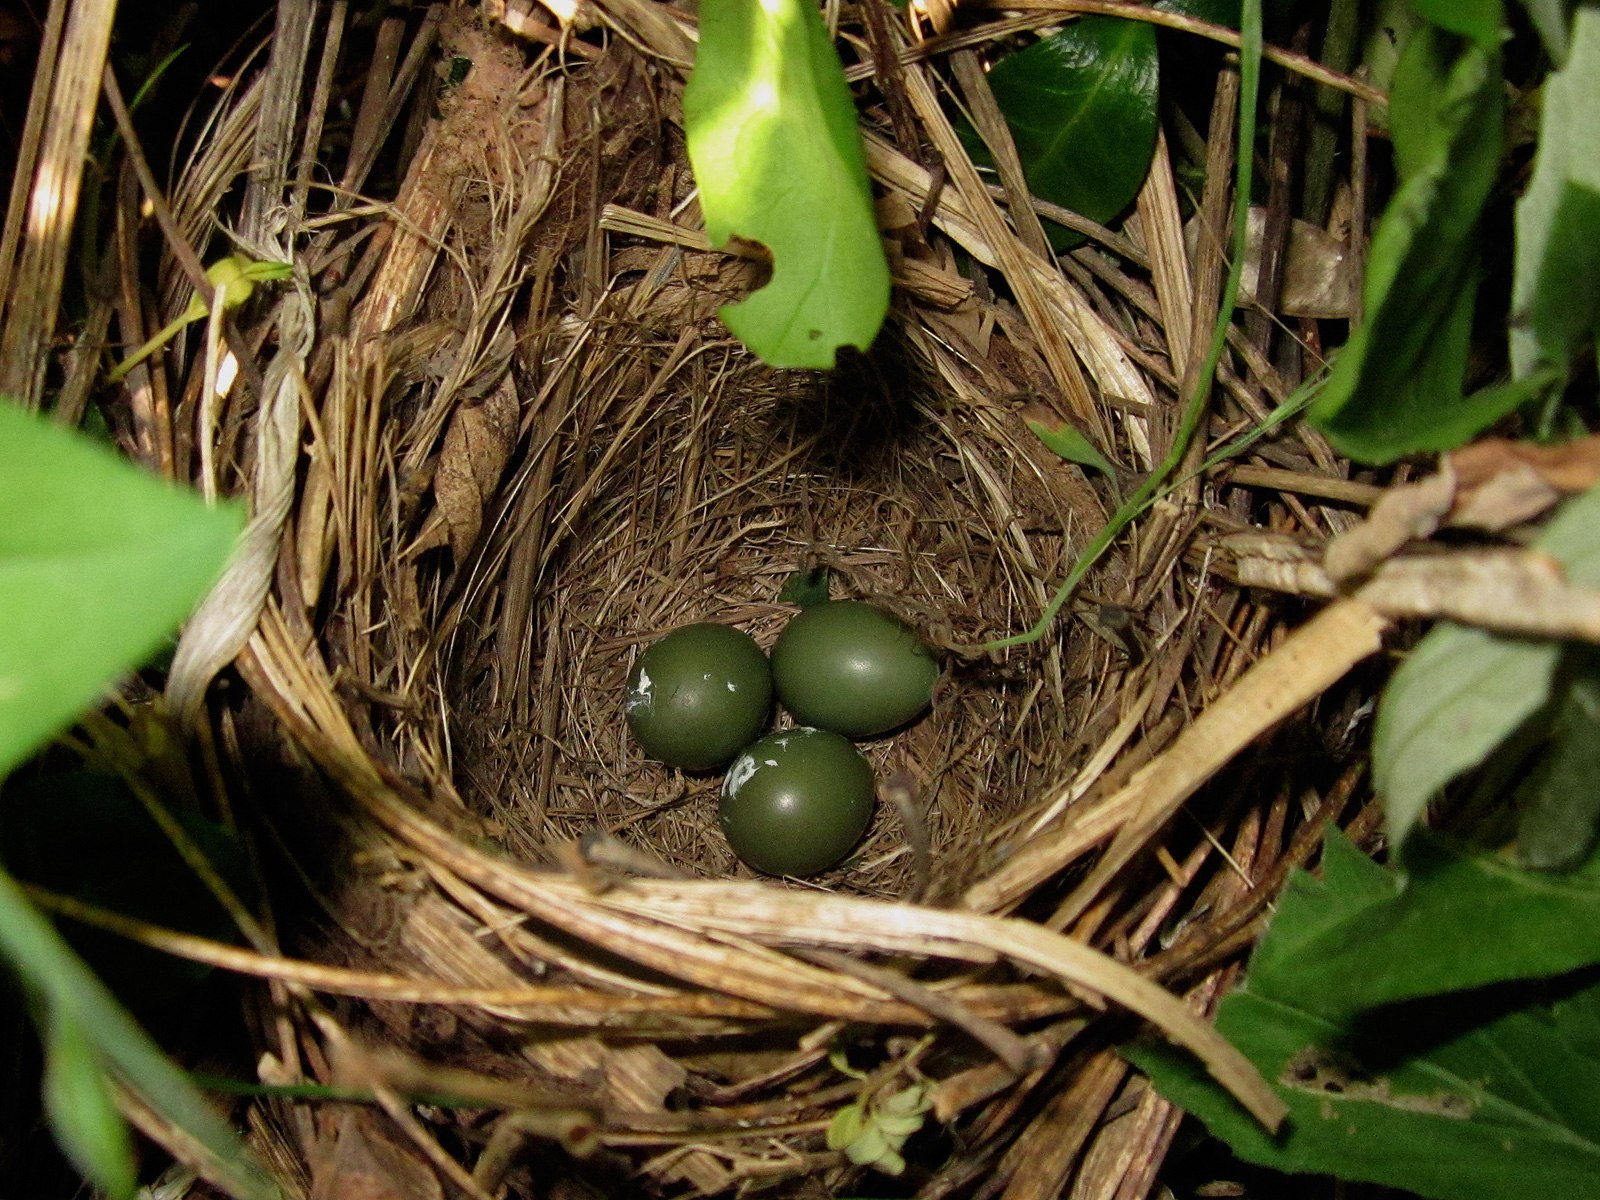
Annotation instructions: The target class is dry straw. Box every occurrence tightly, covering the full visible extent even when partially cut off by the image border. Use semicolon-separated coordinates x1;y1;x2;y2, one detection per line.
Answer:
5;0;1397;1195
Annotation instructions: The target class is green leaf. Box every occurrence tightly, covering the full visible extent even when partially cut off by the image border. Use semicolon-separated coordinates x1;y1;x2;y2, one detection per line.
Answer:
43;1007;137;1200
0;870;280;1200
1374;622;1561;848
1024;411;1117;478
1260;831;1600;1017
1309;28;1507;462
1133;832;1600;1198
1375;484;1600;846
979;17;1159;250
1413;0;1502;49
827;1099;869;1150
1515;655;1600;870
1510;8;1600;383
1133;971;1600;1200
683;0;889;368
1517;0;1575;63
778;567;830;609
0;399;242;777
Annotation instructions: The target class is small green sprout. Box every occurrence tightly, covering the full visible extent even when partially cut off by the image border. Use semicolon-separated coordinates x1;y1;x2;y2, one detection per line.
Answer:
826;1082;933;1177
106;255;292;384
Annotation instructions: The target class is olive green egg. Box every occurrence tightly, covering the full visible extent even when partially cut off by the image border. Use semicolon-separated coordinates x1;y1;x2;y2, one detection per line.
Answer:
625;623;773;771
771;601;939;738
719;728;875;876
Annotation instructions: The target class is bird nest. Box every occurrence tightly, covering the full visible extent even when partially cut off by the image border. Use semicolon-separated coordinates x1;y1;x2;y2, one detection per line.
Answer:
38;2;1388;1196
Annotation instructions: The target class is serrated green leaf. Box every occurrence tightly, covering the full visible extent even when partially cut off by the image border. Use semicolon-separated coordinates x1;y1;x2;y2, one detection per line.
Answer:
1510;8;1600;382
682;0;889;368
1134;829;1600;1198
1413;0;1502;49
1133;974;1600;1200
1309;28;1507;463
979;17;1158;250
43;1007;137;1200
0;400;242;777
1375;484;1600;846
1259;830;1600;1016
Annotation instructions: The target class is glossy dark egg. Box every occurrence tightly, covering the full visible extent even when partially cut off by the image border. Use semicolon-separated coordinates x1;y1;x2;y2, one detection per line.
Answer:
624;623;772;770
771;601;939;738
718;728;875;876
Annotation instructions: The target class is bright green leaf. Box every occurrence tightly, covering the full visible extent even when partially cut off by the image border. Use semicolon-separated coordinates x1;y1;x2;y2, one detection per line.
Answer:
978;17;1159;250
1510;8;1600;382
1133;832;1600;1198
1413;0;1502;49
842;1121;892;1167
826;1099;869;1150
683;0;889;368
1024;412;1117;478
0;399;241;778
1309;28;1506;462
43;1007;137;1200
1375;483;1600;846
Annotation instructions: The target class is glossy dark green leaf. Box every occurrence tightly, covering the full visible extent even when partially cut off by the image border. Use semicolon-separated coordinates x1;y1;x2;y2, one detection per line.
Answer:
1267;831;1600;1016
981;17;1159;248
1132;832;1600;1198
1309;27;1507;462
1133;972;1600;1200
1510;8;1600;382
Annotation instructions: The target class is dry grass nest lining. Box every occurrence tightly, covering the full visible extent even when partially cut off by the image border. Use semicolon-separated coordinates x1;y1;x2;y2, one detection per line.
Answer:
156;4;1377;1195
457;343;1105;899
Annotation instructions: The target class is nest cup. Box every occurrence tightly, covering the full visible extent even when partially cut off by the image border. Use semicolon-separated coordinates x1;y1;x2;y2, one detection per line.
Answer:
192;11;1349;1197
453;339;1103;898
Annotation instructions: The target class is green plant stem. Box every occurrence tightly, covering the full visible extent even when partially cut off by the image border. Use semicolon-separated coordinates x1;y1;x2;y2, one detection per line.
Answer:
0;866;280;1200
982;0;1265;652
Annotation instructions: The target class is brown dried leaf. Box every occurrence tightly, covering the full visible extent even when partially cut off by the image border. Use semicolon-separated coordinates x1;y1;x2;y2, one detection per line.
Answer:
1447;434;1600;530
311;1108;443;1200
433;373;520;563
1323;468;1456;584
